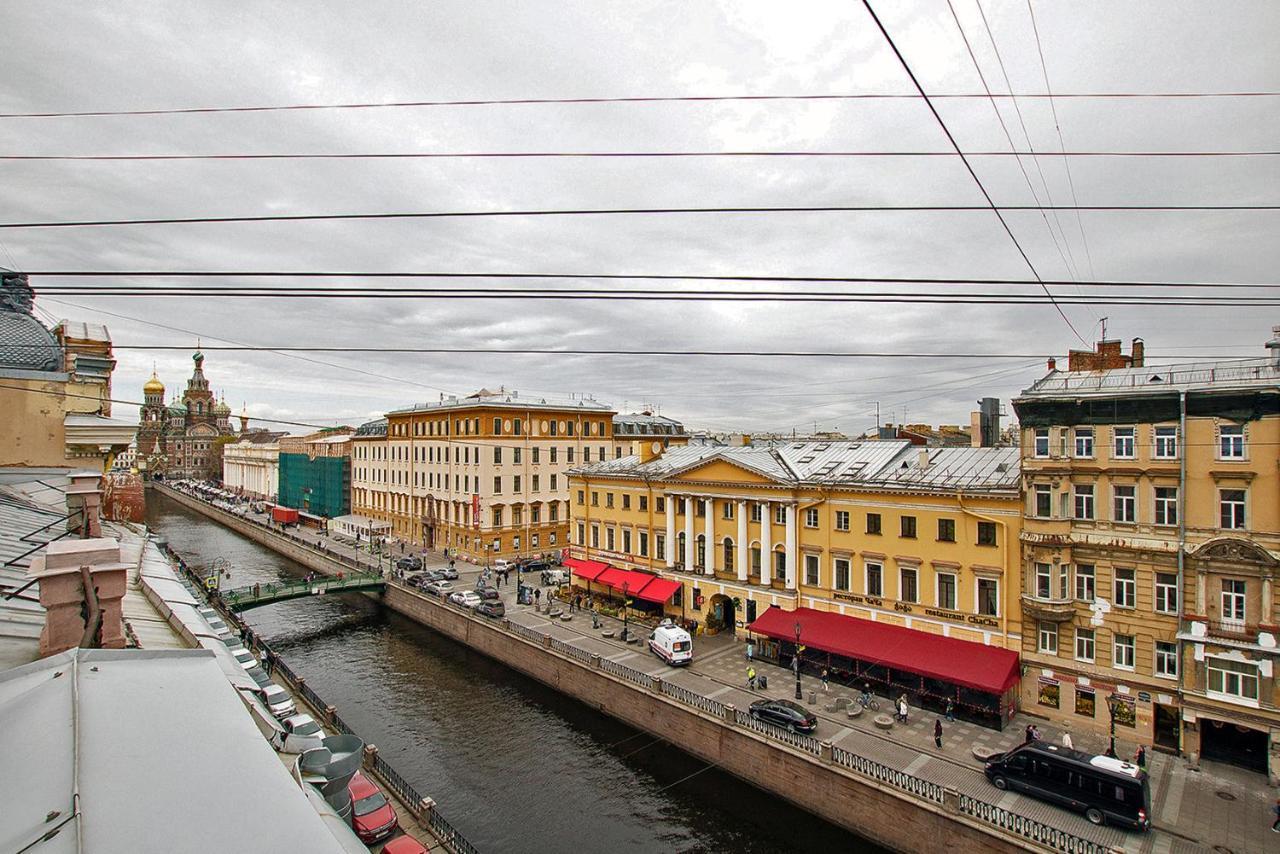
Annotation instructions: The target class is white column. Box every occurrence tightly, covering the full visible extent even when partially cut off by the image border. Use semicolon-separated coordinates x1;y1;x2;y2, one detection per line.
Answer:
703;498;715;575
736;500;748;581
664;493;676;570
760;501;773;585
684;495;695;571
785;503;797;590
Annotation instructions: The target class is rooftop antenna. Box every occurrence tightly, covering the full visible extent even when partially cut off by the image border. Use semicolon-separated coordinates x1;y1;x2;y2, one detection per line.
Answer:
1100;316;1108;340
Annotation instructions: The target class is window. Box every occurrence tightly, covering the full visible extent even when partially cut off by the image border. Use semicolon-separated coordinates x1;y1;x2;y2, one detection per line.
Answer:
656;534;665;560
1220;489;1246;529
550;474;557;491
493;476;503;494
639;495;647;512
866;562;883;597
656;497;665;514
591;491;598;506
513;418;523;436
1075;687;1096;718
567;447;575;463
1073;427;1094;458
1034;563;1053;599
775;505;786;525
900;516;917;538
1113;427;1135;459
605;493;614;509
1075;564;1095;601
1207;658;1259;701
550;447;558;463
723;501;734;520
1154;486;1178;526
583;447;591;463
977;521;997;546
639;531;649;557
1034;484;1052;518
1038;622;1058;654
1075;627;1096;662
937;518;955;542
936;573;956;609
804;554;820;586
749;547;760;575
622;529;631;553
577;489;585;505
1033;427;1050;457
513;447;522;465
866;513;882;535
532;475;540;492
1064;486;1091;523
1113;485;1136;523
1155;573;1178;614
1154;426;1178;459
1218;424;1244;459
532;447;540;464
492;507;504;527
977;578;999;616
804;507;818;528
621;494;630;510
834;558;851;591
1155;641;1178;678
1114;567;1136;608
750;503;761;522
834;510;850;531
722;539;733;570
550;503;559;522
1113;634;1135;670
899;567;918;603
493;446;503;464
1221;579;1246;623
513;475;522;492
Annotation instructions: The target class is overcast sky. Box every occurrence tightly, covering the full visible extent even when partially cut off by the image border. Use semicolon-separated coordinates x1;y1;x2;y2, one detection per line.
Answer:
2;1;1278;436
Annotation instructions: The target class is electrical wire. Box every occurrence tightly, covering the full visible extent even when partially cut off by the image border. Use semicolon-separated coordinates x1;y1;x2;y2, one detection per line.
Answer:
5;203;1275;230
857;0;1086;344
4;91;1277;120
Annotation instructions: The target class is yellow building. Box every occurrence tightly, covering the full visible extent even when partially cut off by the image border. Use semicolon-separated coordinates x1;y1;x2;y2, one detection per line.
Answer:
568;439;1023;726
1014;334;1280;780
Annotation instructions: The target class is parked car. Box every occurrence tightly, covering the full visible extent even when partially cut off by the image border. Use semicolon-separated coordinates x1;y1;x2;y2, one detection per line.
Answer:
232;647;258;670
449;590;483;609
245;665;273;688
348;771;399;844
748;698;817;733
424;580;454;598
382;835;428;854
493;559;512;572
540;568;570;586
476;600;506;618
257;683;297;720
271;712;326;753
439;566;459;580
474;587;500;602
396;556;422;571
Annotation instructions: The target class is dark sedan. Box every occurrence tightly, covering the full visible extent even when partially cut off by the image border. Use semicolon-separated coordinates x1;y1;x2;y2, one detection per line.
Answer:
748;698;818;733
476;600;506;618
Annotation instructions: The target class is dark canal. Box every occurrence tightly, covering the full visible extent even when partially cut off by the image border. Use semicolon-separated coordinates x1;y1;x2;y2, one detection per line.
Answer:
147;491;877;853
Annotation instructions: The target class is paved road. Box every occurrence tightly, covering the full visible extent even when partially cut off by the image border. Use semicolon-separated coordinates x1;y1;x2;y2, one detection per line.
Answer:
175;487;1279;854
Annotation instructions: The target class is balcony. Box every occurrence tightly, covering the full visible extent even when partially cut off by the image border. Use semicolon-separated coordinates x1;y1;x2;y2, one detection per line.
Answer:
1205;618;1262;643
1019;594;1077;623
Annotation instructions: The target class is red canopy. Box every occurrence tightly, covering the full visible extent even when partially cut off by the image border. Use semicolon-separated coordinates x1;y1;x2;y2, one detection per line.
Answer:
632;577;681;604
564;557;609;581
747;606;1020;695
596;567;632;590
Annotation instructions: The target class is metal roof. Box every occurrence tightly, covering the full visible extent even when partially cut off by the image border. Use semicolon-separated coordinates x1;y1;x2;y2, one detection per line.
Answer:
55;320;111;343
0;648;352;854
871;446;1020;491
0;310;61;371
0;478;72;670
612;412;686;434
389;390;613;416
1019;356;1280;399
353;418;387;437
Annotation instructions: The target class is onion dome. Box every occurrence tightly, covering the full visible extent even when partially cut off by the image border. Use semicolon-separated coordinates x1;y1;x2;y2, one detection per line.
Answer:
214;395;231;417
143;371;165;395
167;398;187;415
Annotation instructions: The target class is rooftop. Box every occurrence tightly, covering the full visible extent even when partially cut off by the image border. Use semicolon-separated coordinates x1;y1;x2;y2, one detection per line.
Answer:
1019;356;1280;399
354;417;387;437
613;412;686;434
389;389;614;416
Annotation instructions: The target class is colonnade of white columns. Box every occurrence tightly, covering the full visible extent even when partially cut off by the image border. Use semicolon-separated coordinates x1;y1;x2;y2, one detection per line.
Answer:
662;492;796;590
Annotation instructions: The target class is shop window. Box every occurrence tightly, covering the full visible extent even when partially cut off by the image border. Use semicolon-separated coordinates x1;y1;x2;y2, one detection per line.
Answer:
1075;687;1096;718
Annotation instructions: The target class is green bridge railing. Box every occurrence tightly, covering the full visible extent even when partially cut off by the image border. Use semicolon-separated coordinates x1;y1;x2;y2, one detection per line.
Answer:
219;572;386;610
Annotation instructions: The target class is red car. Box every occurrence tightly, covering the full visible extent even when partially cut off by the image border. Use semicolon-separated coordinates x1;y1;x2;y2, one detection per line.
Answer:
382;836;428;854
348;771;399;844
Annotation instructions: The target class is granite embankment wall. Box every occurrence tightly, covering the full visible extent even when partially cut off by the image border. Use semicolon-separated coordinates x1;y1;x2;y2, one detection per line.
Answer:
152;484;1081;854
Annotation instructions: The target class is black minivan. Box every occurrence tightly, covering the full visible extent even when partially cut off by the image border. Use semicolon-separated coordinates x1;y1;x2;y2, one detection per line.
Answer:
983;741;1150;830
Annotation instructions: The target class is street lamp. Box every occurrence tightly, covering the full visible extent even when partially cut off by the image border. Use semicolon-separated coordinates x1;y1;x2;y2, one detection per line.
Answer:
621;581;631;642
794;620;803;700
1105;693;1120;758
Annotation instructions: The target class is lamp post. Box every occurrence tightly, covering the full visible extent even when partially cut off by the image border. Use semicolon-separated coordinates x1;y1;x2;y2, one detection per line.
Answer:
794;620;803;700
1105;693;1120;758
621;581;631;642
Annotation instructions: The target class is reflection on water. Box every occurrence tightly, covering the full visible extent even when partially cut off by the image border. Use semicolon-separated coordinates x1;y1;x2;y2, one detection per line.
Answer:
148;492;875;853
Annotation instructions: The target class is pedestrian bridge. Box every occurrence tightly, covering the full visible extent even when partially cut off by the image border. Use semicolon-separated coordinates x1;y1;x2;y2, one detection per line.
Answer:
220;573;386;611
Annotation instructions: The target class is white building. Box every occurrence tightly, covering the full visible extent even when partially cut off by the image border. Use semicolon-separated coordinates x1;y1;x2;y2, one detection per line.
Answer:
222;437;281;500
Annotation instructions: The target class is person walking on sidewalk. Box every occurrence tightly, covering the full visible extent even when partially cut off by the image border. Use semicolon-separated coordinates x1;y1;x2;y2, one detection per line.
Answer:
1061;728;1074;750
747;666;757;690
1134;745;1147;770
945;699;955;722
745;640;754;663
820;668;830;692
934;719;943;749
897;694;909;723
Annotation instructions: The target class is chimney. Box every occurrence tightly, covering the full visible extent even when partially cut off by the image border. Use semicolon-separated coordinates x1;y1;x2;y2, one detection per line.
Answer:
738;434;751;446
1131;338;1145;368
1267;326;1280;367
66;470;104;538
1047;357;1057;371
28;537;131;655
916;449;931;470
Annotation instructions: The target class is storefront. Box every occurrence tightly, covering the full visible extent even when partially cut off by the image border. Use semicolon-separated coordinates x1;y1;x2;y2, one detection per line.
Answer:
567;559;683;621
748;606;1021;730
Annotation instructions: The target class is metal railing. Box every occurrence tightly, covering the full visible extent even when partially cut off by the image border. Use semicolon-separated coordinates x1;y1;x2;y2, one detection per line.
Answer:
599;657;654;689
732;708;820;754
550;637;595;665
426;804;482;854
508;622;546;646
830;745;944;803
957;793;1108;854
661;680;727;718
220;572;385;609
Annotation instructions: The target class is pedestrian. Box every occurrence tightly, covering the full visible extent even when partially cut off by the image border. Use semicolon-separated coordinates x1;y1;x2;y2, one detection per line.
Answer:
1271;796;1280;833
1134;745;1146;770
897;695;908;723
1032;725;1042;742
747;666;757;690
821;668;830;692
945;699;955;722
934;719;943;749
746;640;754;662
534;588;541;604
1061;729;1074;750
1024;724;1035;744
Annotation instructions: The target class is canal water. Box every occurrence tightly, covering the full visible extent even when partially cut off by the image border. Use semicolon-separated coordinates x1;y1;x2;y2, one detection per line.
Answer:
147;491;878;853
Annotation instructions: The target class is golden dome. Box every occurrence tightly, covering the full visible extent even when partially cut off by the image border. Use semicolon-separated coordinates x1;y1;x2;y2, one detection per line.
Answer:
143;372;165;395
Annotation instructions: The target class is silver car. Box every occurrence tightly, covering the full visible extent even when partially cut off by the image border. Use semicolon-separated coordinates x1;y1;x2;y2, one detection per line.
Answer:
424;580;454;598
258;683;297;719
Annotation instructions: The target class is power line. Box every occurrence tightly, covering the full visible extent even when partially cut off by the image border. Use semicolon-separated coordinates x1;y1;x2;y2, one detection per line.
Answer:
3;149;1274;161
4;90;1278;120
20;271;1280;288
5;203;1275;230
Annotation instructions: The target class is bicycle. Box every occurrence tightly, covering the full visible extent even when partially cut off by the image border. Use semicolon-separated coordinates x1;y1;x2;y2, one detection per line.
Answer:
857;693;880;711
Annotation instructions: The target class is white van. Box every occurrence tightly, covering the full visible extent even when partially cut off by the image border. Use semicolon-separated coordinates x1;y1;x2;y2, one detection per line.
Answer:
648;624;693;666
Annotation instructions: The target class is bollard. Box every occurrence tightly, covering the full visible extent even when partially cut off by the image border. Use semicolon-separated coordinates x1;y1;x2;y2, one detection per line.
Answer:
416;796;436;828
324;705;337;725
807;690;816;706
820;741;833;763
363;744;378;770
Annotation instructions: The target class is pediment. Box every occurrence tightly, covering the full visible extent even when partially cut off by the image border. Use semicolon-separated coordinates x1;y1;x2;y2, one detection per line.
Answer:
1190;537;1279;567
666;457;780;486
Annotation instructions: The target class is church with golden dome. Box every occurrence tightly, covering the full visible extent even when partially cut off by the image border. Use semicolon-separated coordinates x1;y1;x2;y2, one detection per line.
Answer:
136;348;246;479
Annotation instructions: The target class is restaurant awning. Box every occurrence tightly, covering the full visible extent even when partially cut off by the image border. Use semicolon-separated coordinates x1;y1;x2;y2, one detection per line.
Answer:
632;577;681;604
747;606;1020;695
595;567;634;590
563;557;609;581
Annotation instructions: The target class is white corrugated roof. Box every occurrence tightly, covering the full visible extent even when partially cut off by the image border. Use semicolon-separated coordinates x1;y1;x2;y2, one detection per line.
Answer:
1020;356;1280;398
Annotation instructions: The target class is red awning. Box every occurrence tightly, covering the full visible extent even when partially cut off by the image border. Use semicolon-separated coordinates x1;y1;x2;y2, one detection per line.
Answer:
596;567;631;589
747;606;1020;695
564;557;609;581
596;567;666;597
632;577;681;604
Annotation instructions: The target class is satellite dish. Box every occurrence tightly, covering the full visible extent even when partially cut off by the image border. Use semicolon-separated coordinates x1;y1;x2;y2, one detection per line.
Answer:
651;442;661;454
